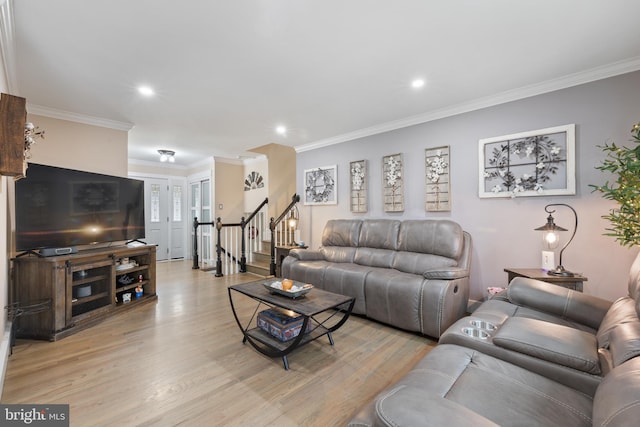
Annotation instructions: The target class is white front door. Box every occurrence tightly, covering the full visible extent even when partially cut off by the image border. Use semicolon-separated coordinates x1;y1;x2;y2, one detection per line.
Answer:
145;178;169;261
170;182;186;259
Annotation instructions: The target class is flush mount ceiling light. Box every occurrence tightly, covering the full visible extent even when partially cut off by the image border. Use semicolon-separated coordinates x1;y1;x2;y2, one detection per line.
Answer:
411;79;425;89
138;86;155;96
275;125;287;136
158;149;175;163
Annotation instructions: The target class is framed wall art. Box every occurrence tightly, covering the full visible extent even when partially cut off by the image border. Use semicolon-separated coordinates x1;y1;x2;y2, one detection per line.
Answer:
478;124;575;198
304;165;337;205
382;153;404;212
425;146;450;211
350;160;367;213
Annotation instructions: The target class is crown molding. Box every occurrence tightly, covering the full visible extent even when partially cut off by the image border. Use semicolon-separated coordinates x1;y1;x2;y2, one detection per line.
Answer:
296;57;640;153
27;103;134;131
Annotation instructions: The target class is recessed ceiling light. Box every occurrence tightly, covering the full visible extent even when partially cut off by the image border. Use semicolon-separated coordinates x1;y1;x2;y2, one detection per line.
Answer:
138;86;155;96
411;79;425;89
275;125;287;135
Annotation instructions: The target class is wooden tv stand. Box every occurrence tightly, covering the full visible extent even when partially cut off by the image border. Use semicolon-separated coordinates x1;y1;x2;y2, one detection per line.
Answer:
11;244;157;341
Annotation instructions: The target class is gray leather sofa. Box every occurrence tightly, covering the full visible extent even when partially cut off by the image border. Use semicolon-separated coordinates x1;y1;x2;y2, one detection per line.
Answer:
281;219;472;338
347;255;640;426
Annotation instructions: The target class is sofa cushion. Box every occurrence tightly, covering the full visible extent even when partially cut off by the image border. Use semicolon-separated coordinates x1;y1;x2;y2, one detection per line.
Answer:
607;321;640;368
367;344;593;427
397;219;463;260
593;356;640;427
492;317;601;374
354;247;396;269
322;263;371;315
320;246;357;263
364;269;426;332
357;219;400;250
321;219;361;247
597;296;639;347
507;277;611;331
472;299;599;334
392;251;457;275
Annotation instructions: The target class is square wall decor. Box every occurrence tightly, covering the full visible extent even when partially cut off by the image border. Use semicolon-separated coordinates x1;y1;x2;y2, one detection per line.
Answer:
479;124;575;198
304;165;337;205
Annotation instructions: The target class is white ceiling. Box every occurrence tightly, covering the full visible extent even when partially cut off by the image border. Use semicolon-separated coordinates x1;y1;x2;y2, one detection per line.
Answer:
5;1;640;166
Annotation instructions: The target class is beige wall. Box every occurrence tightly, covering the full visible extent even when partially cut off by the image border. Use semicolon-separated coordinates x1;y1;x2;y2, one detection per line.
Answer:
215;160;244;221
243;157;268;212
250;144;296;217
26;114;128;177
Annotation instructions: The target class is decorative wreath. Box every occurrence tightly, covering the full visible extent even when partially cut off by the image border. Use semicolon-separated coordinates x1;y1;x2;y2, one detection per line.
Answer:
305;168;335;203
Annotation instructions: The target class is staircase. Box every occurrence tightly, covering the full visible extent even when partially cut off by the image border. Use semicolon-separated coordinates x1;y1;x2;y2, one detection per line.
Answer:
193;194;299;278
245;236;271;276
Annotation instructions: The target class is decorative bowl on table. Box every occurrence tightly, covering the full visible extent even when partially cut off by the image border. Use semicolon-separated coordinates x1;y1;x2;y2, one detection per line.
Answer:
263;281;313;299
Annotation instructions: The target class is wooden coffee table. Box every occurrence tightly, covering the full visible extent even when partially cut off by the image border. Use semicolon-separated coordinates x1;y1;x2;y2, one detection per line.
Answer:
228;279;355;370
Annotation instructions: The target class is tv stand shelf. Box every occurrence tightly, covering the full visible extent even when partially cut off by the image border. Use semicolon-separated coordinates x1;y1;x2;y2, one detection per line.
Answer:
12;244;157;341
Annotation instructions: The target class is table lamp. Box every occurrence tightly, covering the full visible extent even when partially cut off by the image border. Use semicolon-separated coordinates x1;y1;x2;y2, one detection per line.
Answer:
534;203;577;277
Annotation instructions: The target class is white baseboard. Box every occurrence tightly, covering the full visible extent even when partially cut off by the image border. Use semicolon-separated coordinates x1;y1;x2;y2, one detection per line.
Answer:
0;321;12;400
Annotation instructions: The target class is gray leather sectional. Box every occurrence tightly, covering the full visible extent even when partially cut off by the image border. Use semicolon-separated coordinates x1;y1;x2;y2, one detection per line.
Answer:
281;218;472;338
348;254;640;426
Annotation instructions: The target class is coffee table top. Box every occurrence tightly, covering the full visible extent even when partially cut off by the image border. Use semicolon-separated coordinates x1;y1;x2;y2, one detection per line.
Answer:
229;279;353;317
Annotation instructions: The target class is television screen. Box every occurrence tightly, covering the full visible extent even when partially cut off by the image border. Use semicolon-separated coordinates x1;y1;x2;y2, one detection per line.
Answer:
15;163;145;252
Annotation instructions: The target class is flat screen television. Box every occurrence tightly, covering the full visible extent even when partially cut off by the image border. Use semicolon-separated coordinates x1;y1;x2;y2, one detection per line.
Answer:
15;163;145;253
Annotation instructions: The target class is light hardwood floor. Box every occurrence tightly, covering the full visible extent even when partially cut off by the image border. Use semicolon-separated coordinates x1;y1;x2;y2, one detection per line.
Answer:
1;260;436;426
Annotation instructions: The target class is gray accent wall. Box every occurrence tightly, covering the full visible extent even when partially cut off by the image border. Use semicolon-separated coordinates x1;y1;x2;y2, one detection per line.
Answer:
295;71;640;302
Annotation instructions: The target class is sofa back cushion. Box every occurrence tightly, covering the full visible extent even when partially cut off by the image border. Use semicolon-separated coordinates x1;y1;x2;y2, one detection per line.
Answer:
596;296;639;347
320;219;362;263
321;219;362;247
353;220;400;268
593;356;640;426
397;220;464;260
357;219;400;249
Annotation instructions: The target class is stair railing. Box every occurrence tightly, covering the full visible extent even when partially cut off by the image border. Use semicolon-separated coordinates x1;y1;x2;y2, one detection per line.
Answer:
269;194;301;275
193;197;268;276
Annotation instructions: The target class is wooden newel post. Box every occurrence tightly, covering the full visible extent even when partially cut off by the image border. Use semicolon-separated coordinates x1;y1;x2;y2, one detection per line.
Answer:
269;217;277;276
240;216;247;273
192;217;200;269
215;217;224;277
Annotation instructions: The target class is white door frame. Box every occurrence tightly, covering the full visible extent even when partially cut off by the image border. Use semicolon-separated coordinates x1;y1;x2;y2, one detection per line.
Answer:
129;172;187;261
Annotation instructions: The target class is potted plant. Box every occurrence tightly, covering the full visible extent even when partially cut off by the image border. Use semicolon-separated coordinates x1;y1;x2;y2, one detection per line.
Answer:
591;121;640;247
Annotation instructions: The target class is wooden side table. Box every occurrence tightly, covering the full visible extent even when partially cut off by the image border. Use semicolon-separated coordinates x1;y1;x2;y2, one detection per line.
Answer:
504;268;588;292
275;245;307;277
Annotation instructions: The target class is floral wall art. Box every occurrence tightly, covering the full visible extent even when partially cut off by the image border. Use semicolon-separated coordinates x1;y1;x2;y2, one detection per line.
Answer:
304;165;337;205
425;146;451;211
350;160;367;213
478;124;575;198
383;153;404;212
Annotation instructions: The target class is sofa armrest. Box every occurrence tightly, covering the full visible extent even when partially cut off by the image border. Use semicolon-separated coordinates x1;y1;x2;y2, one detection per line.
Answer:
286;248;325;261
423;267;469;280
492;317;600;374
507;277;612;330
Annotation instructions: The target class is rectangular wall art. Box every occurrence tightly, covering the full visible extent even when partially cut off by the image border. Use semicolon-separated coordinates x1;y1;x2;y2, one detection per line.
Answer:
349;160;367;213
478;124;575;198
383;153;404;212
425;145;450;211
304;165;337;205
